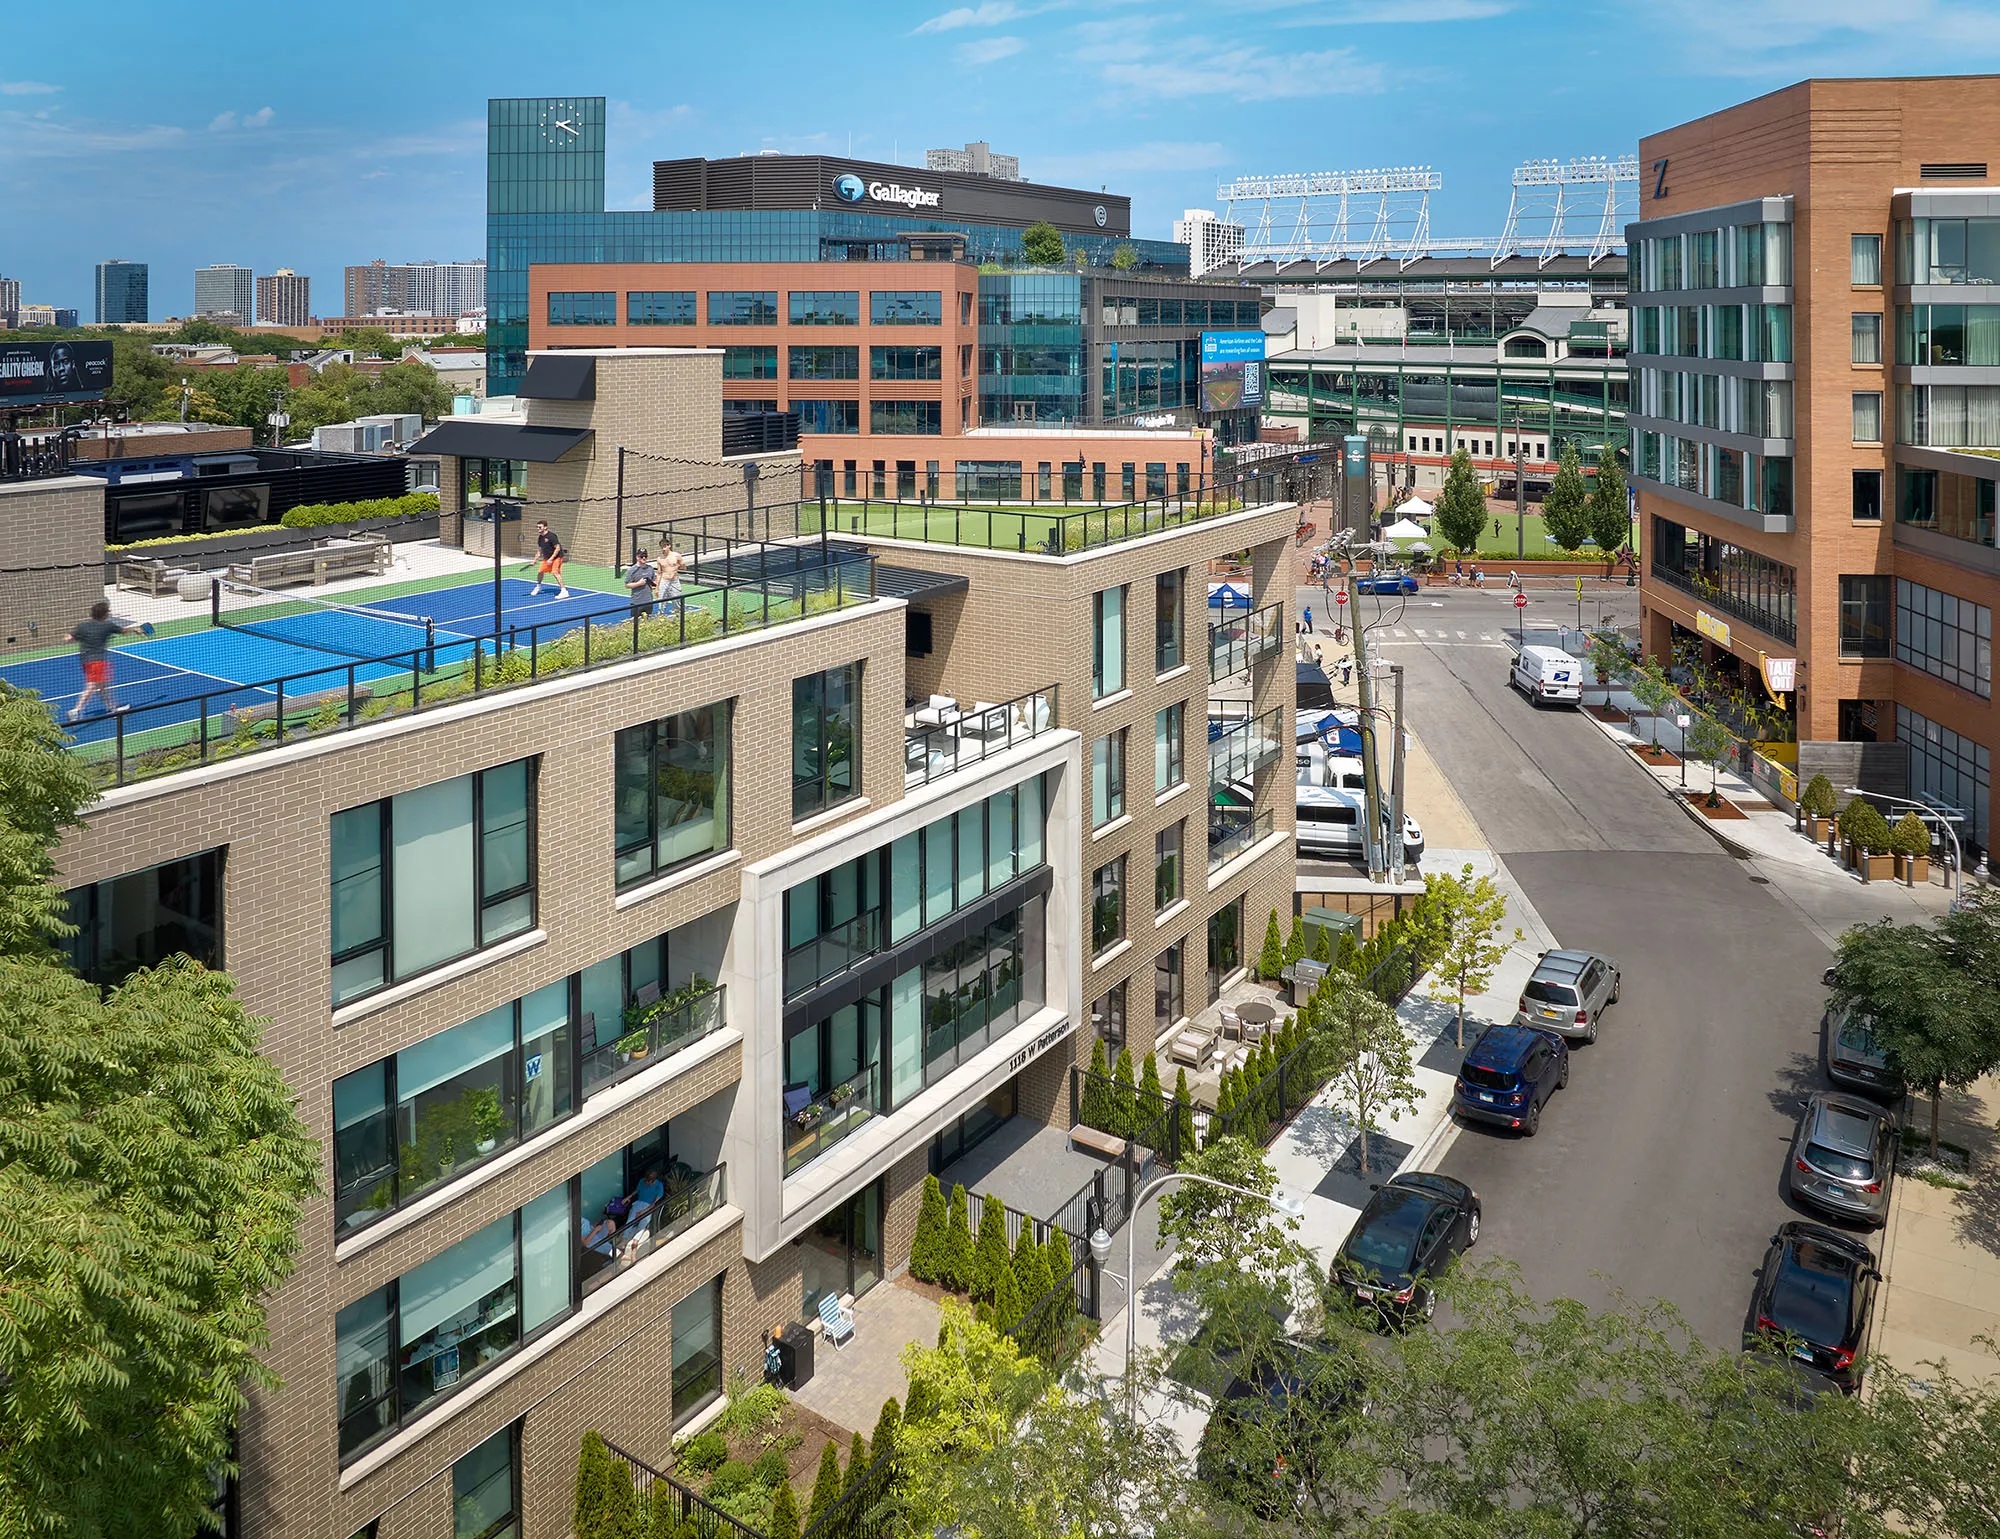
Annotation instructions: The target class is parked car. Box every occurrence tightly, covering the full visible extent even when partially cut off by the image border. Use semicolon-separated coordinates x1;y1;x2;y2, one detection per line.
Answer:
1327;1172;1480;1326
1786;1092;1897;1228
1194;1338;1366;1517
1353;572;1419;595
1510;644;1583;705
1746;1222;1880;1395
1453;1024;1570;1135
1823;1000;1900;1098
1294;784;1426;865
1512;949;1621;1043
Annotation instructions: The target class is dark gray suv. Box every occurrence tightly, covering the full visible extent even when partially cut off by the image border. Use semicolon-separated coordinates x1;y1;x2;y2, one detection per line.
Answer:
1512;949;1620;1043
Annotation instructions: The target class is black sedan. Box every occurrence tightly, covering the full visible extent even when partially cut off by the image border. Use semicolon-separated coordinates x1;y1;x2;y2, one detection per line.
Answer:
1327;1172;1480;1326
1746;1221;1880;1395
1195;1339;1366;1518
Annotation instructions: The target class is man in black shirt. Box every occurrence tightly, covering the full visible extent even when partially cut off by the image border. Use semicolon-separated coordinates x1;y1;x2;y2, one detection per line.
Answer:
530;521;569;599
67;599;152;723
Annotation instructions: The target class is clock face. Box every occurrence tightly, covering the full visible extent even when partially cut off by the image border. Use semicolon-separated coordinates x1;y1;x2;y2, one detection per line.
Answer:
539;103;583;147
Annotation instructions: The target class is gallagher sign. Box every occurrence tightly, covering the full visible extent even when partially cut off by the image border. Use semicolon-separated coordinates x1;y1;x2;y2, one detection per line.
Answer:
832;173;940;210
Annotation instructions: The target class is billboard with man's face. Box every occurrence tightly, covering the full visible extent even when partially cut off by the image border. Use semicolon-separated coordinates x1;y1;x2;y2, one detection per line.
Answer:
0;340;113;404
1200;330;1265;413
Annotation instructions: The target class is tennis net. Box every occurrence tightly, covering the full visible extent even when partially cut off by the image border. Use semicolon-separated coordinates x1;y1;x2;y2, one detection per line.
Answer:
212;577;436;663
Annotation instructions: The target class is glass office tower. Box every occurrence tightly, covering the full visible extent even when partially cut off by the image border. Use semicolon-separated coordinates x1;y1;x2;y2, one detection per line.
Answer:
94;260;149;325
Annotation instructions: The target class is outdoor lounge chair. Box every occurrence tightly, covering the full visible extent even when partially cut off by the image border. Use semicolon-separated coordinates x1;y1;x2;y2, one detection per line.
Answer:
818;1292;855;1350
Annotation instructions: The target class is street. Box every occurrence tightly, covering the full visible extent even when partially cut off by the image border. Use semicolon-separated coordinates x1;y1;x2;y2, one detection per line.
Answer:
1298;581;1883;1350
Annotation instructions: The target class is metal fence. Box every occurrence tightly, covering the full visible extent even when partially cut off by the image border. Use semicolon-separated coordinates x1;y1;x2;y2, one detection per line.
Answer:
602;1440;765;1539
800;1447;899;1539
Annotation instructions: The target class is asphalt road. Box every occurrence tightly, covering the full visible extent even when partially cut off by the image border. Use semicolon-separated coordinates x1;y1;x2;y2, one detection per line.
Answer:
1348;587;1846;1350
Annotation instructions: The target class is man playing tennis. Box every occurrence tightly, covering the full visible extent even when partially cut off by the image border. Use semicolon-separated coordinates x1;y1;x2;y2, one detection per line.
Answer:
529;521;570;599
67;600;153;723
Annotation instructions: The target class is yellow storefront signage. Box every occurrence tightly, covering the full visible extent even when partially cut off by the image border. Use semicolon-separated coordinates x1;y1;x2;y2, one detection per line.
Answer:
1695;610;1732;648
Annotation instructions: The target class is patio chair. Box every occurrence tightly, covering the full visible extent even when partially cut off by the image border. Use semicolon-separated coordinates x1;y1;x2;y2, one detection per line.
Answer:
818;1291;856;1350
1241;1017;1266;1045
1219;1006;1241;1041
783;1082;812;1121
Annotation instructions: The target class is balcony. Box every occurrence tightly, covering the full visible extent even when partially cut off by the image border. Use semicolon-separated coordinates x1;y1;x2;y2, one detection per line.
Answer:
905;685;1058;787
1648;562;1796;644
580;982;727;1099
1208;603;1283;682
784;1063;880;1176
1207;707;1284;789
1209;807;1276;873
579;1162;727;1296
784;911;882;1002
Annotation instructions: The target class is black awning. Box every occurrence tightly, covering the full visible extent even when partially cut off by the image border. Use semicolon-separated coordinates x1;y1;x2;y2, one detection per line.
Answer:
406;421;594;463
875;564;970;602
519;355;597;400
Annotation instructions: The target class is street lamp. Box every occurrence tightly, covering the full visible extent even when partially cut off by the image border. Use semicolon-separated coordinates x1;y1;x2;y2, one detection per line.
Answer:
1844;788;1965;906
1090;1173;1307;1419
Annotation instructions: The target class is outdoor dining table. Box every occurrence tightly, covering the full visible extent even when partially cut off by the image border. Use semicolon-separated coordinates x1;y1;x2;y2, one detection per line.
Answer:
1235;1000;1277;1029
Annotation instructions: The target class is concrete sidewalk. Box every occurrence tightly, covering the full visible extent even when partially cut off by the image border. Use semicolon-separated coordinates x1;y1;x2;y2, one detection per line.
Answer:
1086;851;1559;1444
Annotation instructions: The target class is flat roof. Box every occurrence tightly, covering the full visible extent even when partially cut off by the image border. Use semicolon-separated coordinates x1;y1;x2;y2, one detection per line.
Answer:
408;421;593;462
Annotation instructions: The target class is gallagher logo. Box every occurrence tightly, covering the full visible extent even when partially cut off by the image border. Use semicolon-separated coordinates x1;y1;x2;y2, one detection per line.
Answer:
833;174;866;203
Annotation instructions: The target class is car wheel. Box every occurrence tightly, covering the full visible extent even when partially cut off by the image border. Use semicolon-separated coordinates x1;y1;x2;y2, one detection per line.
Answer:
1419;1289;1436;1321
1466;1207;1481;1246
1523;1101;1541;1136
1584;1018;1598;1045
1557;1056;1571;1089
1610;974;1622;1005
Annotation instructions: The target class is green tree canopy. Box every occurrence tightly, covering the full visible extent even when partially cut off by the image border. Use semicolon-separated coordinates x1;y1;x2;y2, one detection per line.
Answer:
1433;448;1489;555
1540;441;1592;550
1020;221;1065;266
1417;862;1522;1048
1586;441;1630;553
0;687;320;1539
1110;242;1139;270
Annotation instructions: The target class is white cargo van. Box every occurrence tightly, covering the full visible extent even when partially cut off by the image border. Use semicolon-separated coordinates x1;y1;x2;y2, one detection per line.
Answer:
1510;644;1583;706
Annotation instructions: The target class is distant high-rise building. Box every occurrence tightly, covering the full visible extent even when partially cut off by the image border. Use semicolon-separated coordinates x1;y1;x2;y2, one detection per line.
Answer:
1173;209;1245;278
344;259;487;318
19;304;59;327
256;268;312;326
925;141;1022;181
193;263;255;325
95;260;148;324
0;276;19;327
51;308;78;328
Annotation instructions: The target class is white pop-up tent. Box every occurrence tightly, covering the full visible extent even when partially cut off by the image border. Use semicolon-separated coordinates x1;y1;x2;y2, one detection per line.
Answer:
1393;495;1433;518
1381;517;1429;541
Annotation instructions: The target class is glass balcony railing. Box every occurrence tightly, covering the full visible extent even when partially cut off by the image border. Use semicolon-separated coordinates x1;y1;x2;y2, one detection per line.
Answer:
905;685;1059;787
783;1063;881;1176
1208;603;1284;682
1208;707;1284;788
579;1163;727;1297
1209;808;1277;873
784;911;883;1002
581;982;727;1099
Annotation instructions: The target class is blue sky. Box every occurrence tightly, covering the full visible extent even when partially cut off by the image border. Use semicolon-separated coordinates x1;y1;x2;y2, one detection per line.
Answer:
8;0;2000;317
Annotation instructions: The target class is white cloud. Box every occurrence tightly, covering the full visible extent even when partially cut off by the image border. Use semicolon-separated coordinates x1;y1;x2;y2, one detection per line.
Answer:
1638;0;2000;73
243;106;274;128
0;79;60;96
1037;140;1233;178
957;35;1026;64
208;110;236;132
1219;0;1511;17
1104;44;1389;99
915;2;1033;32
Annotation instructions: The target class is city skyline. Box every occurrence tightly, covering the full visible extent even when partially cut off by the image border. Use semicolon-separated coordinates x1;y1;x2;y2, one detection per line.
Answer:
10;0;2000;316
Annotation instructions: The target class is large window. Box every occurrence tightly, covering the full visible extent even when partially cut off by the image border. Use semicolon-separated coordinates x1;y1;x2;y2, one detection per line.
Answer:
917;904;1041;1089
870;346;942;381
1091;857;1126;955
1649;516;1797;643
1207;896;1245;1002
1092;731;1126;826
1898;384;2000;449
332;981;574;1232
1092;586;1126;698
955;460;1021;499
1155;942;1184;1037
1090;980;1125;1048
1853;392;1882;443
789;291;859;326
453;1426;520;1539
330;762;534;1006
63;848;222;989
628;291;695;325
1156;568;1184;673
708;291;778;325
1897;304;2000;366
1898;704;1990;847
671;1278;724;1422
722;346;778;381
869;401;942;435
793;664;860;821
1156;821;1183;910
1853;469;1882;522
614;704;731;887
789;345;859;380
1896;578;1991;697
546;291;614;326
1155;702;1184;793
1838;576;1892;658
794;399;859;434
1898;216;2000;285
464;458;526;502
871;291;943;325
334;1187;573;1461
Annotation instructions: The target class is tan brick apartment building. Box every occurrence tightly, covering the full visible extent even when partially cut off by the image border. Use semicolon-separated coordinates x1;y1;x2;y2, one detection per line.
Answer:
1632;76;1998;855
53;349;1294;1539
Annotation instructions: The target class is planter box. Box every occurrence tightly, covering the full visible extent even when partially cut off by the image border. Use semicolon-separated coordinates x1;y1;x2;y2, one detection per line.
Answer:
1897;853;1930;884
1858;853;1895;883
1804;815;1830;843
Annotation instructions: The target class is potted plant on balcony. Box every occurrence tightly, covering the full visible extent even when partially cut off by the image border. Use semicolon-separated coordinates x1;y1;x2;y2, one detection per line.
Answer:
614;1028;651;1064
1891;811;1931;885
465;1086;506;1156
1848;802;1896;882
1798;774;1836;843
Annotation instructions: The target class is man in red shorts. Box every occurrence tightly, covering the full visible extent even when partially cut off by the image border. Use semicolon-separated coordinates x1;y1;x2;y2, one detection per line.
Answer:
530;520;570;599
67;599;152;723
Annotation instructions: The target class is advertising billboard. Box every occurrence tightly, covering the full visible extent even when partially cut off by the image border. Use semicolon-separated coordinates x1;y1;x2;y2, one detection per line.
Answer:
1200;330;1265;413
0;340;113;404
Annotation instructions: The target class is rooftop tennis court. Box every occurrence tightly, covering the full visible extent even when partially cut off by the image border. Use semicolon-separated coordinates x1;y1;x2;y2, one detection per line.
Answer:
802;496;1236;554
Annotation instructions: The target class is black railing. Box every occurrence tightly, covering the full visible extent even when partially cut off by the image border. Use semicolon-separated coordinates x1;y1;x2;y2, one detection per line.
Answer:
602;1441;764;1539
580;1163;727;1296
582;983;727;1098
904;685;1058;787
800;1447;898;1539
783;1062;880;1175
1648;562;1797;644
1208;602;1284;682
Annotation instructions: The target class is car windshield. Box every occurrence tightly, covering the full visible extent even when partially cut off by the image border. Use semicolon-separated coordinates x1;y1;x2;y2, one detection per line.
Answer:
1461;1063;1516;1091
1803;1141;1873;1182
1835;1019;1885;1063
1770;1242;1853;1343
1525;980;1579;1005
1344;1193;1429;1275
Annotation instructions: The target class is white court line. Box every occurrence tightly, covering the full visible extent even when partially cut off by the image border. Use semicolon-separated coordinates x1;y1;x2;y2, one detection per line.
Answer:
35;655;278;713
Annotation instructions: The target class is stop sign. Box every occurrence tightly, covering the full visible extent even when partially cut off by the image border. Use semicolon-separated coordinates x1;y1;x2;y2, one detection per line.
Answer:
1334;590;1348;605
1514;593;1528;608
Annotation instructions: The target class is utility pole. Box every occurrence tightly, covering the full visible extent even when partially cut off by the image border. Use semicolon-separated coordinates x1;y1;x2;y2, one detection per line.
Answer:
1388;662;1407;883
1514;405;1526;561
1351;569;1388;883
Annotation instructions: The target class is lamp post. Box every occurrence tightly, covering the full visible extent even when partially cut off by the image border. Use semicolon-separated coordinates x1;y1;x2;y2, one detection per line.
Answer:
1088;1173;1306;1420
1845;787;1964;906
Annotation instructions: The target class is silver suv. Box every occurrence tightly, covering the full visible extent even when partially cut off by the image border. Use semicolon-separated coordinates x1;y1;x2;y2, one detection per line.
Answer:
1512;949;1621;1044
1786;1092;1897;1228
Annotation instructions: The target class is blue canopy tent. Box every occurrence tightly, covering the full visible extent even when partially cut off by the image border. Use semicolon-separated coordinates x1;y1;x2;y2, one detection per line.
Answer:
1207;581;1252;610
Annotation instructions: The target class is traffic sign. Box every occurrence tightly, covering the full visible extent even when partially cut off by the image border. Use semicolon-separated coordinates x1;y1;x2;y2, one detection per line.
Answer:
1514;593;1528;608
1334;590;1348;605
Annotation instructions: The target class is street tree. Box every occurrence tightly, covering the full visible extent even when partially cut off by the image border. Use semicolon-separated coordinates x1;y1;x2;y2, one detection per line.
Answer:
1586;630;1632;707
1317;976;1419;1175
1832;890;2000;1155
1630;656;1678;748
1155;1136;1310;1294
0;689;320;1539
1585;442;1630;556
1020;221;1065;266
1684;713;1734;806
1418;862;1522;1049
1433;448;1488;557
1541;442;1592;551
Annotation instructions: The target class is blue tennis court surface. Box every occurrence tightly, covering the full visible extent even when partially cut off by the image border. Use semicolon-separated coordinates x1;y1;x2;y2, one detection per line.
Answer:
6;579;645;746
